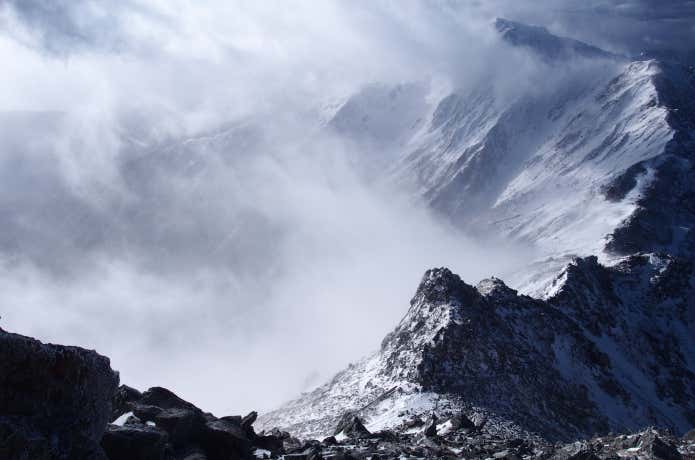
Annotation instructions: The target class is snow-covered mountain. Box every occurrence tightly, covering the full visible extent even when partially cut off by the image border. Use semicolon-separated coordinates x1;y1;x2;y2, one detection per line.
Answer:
258;256;694;441
322;17;695;294
257;19;695;441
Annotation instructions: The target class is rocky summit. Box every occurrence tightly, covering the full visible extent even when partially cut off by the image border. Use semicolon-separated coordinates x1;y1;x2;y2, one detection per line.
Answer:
257;255;695;443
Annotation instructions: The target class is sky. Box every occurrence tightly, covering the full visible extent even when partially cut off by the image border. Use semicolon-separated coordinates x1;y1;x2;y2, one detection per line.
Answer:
0;0;693;416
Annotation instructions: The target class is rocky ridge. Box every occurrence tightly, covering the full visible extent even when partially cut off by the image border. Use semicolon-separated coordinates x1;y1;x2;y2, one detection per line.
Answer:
257;257;695;442
2;324;694;459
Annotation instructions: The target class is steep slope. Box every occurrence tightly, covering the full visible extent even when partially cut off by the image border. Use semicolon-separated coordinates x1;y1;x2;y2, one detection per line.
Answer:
258;18;695;443
327;19;695;295
494;18;618;62
392;59;678;261
258;259;695;441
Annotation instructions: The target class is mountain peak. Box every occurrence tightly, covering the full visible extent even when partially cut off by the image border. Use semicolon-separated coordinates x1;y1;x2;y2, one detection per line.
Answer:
413;267;478;306
476;277;517;298
494;17;617;61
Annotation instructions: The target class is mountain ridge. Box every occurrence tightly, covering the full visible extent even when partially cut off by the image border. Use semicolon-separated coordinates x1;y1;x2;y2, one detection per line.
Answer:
257;18;695;441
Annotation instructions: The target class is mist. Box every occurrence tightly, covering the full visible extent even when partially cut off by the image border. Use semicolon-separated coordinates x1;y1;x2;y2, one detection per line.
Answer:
1;0;692;416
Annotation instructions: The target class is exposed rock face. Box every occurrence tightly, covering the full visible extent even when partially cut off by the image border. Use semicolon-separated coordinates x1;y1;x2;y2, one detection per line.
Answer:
0;327;119;459
334;413;370;439
101;422;171;460
258;257;695;441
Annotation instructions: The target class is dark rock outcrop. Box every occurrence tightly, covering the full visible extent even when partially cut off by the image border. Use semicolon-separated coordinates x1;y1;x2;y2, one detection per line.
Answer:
334;412;370;439
111;385;142;422
259;259;695;441
101;385;288;460
101;423;171;460
0;327;119;459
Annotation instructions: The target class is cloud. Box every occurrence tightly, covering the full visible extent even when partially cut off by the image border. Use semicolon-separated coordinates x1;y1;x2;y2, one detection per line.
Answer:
0;0;688;415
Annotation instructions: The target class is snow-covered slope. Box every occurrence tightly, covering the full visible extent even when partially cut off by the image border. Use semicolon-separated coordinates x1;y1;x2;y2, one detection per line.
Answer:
494;18;618;62
394;60;678;262
258;258;695;441
324;17;695;296
258;19;695;443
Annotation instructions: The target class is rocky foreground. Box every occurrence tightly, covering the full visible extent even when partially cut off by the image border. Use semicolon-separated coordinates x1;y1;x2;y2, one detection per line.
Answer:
1;326;694;459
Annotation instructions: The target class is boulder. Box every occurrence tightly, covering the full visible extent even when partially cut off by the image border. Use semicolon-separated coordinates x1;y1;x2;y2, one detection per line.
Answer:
640;432;683;460
101;424;171;460
334;412;370;439
423;414;438;438
0;327;119;459
111;385;142;422
153;408;206;447
241;411;258;433
139;387;201;412
254;433;284;454
201;418;254;459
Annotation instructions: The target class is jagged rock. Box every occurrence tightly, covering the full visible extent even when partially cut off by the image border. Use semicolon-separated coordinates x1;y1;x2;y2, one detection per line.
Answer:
685;428;695;441
638;431;683;460
259;258;695;441
107;385;260;460
0;327;119;459
153;408;206;447
452;413;476;431
139;387;202;412
253;433;284;455
402;416;424;429
201;418;254;460
423;414;438;437
111;385;143;422
241;411;258;432
334;413;370;439
101;424;171;460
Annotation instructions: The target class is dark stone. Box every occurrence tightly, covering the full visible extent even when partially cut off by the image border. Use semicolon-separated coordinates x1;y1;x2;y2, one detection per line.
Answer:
132;404;166;423
111;385;142;422
684;428;695;441
644;433;683;460
154;408;206;447
334;413;370;439
456;413;476;431
0;416;54;460
0;327;119;459
101;424;171;460
423;414;438;438
322;436;337;445
201;418;253;460
140;387;201;412
254;434;284;454
241;411;258;432
176;446;209;460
